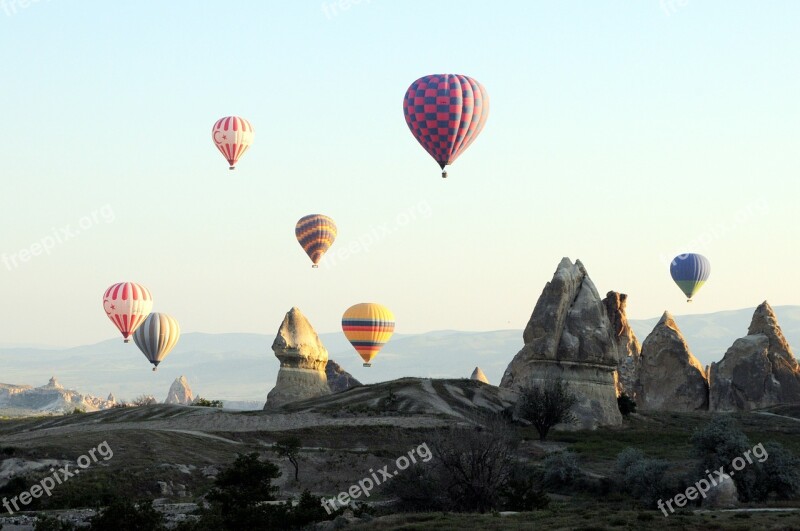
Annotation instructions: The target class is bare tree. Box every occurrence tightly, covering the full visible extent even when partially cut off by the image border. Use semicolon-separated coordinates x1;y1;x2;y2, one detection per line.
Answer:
132;395;158;406
430;414;518;512
515;379;578;441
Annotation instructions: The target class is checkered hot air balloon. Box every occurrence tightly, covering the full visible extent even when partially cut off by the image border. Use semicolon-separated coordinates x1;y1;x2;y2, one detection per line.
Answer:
133;313;180;371
403;74;489;178
212;116;254;170
102;282;153;342
342;303;395;367
295;214;337;268
670;253;711;302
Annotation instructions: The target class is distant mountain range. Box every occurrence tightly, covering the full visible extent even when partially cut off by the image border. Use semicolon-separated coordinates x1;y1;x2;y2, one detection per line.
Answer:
1;306;797;404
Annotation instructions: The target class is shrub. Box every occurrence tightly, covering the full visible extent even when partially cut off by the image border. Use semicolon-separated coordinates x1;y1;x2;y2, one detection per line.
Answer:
89;499;165;531
542;451;582;487
131;395;158;406
615;448;672;507
192;397;223;408
34;515;77;531
501;467;549;511
754;442;800;500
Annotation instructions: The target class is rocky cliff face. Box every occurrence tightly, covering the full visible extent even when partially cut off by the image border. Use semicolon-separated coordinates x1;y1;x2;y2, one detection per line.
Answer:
0;377;115;415
501;258;623;429
470;367;490;384
165;376;194;405
604;291;641;399
326;360;362;393
710;301;800;411
264;307;332;409
637;312;709;411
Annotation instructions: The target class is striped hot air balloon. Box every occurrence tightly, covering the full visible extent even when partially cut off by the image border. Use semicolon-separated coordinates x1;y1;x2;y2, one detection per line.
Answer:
132;313;180;371
670;253;711;302
102;282;153;342
403;74;489;178
212;116;254;169
342;303;395;367
295;214;337;268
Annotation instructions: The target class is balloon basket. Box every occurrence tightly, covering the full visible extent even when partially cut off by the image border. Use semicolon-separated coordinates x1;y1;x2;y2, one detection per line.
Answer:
229;166;235;170
124;339;130;343
687;299;693;303
363;363;371;368
312;264;319;269
152;367;157;372
441;170;447;178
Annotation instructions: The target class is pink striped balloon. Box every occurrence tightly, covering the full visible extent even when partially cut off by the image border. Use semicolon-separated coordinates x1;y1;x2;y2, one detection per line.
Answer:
102;282;153;342
212;116;254;170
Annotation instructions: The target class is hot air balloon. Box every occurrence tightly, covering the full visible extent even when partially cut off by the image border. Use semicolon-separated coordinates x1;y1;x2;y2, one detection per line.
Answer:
132;313;180;371
403;74;489;178
342;303;395;367
295;214;337;268
212;116;254;169
102;282;153;342
670;253;710;302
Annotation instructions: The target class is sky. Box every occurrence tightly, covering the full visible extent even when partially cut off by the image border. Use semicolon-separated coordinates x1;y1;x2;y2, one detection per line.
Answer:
1;0;798;348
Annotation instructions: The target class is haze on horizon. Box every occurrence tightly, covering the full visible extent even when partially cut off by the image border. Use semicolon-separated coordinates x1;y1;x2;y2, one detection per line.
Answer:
1;1;798;348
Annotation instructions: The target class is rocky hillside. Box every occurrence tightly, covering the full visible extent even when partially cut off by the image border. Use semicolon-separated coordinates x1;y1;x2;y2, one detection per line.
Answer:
0;377;115;416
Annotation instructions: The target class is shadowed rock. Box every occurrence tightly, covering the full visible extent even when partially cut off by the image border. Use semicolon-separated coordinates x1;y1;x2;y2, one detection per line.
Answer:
501;258;623;429
264;308;331;410
326;360;361;393
604;291;642;399
710;301;800;411
638;312;708;411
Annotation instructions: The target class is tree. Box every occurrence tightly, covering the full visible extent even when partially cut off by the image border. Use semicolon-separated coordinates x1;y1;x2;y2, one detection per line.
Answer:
192;397;224;408
89;499;165;531
515;379;578;441
274;437;301;481
617;393;636;416
132;395;157;406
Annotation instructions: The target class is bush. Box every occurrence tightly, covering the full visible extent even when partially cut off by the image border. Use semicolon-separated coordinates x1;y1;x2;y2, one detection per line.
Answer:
131;395;158;406
1;446;15;456
383;463;446;512
89;499;165;531
615;447;672;508
192;397;223;408
617;393;636;416
754;442;800;500
501;467;549;511
34;515;77;531
690;416;756;501
542;451;582;487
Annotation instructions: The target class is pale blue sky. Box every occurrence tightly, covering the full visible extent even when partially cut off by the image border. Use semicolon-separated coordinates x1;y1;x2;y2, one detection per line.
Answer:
1;0;798;347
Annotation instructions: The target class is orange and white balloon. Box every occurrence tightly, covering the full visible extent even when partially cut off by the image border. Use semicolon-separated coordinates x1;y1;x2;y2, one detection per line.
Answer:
212;116;254;169
102;282;153;342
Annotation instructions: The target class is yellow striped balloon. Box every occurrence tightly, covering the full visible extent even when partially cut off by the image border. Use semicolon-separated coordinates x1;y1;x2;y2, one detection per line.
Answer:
132;313;180;371
295;214;337;268
341;303;395;367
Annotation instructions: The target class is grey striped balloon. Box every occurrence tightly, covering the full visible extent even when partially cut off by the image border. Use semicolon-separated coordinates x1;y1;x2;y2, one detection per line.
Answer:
132;313;180;371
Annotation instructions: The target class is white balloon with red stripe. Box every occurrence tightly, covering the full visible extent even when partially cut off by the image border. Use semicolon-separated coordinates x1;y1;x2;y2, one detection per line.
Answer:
212;116;254;169
102;282;153;342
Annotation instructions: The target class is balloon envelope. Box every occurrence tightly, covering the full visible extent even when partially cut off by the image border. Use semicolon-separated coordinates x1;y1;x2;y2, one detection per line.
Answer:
403;74;489;177
295;214;337;267
670;254;710;301
132;313;180;370
212;116;254;169
102;282;153;342
342;303;395;366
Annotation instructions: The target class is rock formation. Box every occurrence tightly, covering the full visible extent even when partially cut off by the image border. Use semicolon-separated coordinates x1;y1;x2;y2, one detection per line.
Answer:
326;360;362;393
637;311;708;411
604;291;641;399
164;376;194;405
0;378;115;415
470;367;490;384
264;307;331;410
701;474;738;509
709;301;800;411
501;258;623;429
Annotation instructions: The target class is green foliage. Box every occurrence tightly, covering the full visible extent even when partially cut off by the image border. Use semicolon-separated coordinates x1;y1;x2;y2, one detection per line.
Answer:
615;447;674;508
690;416;758;501
515;379;578;441
617;393;637;417
34;515;77;531
70;408;85;415
754;442;800;500
192;397;223;408
501;467;549;511
542;451;582;487
89;498;165;531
